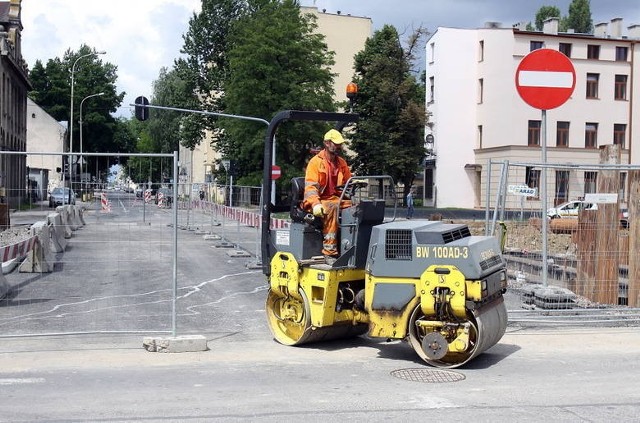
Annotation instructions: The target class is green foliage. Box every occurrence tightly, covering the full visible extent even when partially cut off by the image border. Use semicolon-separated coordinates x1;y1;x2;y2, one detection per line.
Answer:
531;1;592;34
174;0;246;150
349;25;426;199
565;0;593;33
27;44;129;174
534;6;561;30
222;0;336;186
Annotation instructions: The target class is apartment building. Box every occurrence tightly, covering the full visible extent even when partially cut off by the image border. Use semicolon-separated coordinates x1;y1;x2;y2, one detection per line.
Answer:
0;0;30;207
424;18;640;209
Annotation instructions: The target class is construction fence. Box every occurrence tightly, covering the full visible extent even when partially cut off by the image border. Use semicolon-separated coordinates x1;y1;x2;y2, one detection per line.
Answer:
486;158;640;311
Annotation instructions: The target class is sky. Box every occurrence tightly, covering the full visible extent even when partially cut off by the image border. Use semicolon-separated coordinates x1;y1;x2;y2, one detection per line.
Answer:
20;1;640;119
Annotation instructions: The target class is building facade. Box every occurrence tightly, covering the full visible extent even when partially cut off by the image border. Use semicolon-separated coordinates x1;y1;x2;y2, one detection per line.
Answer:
26;98;67;198
425;18;640;209
0;0;29;207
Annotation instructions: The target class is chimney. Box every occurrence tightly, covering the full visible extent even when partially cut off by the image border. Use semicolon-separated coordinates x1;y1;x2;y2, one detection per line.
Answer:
543;17;559;35
484;22;502;29
629;24;640;40
610;18;623;38
594;22;608;37
512;22;527;31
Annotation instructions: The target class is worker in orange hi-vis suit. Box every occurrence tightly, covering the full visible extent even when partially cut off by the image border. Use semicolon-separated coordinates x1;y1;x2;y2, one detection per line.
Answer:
302;129;352;264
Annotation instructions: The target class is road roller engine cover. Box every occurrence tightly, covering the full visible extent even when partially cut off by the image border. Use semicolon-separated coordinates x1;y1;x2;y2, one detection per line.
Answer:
260;111;508;369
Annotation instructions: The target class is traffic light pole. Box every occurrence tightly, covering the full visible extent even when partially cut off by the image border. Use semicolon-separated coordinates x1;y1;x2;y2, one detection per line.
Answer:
131;101;275;202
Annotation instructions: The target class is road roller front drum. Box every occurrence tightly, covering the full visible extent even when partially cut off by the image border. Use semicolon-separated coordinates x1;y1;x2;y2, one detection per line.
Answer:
408;297;508;368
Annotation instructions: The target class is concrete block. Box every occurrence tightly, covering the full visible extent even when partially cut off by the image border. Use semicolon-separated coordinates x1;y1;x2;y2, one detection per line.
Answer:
227;249;251;258
0;273;9;298
142;335;208;353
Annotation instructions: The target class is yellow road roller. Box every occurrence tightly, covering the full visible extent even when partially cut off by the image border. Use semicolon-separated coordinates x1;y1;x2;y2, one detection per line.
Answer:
260;111;507;368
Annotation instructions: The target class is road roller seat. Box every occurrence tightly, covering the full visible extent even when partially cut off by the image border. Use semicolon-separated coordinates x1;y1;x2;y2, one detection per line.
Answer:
289;177;322;230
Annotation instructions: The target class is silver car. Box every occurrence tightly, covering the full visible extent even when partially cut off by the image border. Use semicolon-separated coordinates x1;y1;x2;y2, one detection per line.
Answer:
49;187;76;207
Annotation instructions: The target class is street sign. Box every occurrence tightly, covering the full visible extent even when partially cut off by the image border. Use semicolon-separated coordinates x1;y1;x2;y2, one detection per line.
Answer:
271;165;281;180
515;48;576;110
584;193;618;204
508;184;537;196
221;160;230;171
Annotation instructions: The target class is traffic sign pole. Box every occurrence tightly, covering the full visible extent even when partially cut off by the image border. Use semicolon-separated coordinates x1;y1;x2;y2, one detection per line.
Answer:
516;48;576;287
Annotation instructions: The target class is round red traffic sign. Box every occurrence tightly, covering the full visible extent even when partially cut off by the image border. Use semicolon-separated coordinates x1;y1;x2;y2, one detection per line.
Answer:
271;165;281;180
515;48;576;110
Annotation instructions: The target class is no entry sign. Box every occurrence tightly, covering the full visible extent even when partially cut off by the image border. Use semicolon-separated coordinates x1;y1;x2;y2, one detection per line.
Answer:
515;48;576;110
271;165;281;180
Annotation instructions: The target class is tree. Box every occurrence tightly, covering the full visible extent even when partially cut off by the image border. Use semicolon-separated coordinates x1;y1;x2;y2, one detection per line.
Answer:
349;25;426;200
564;0;593;34
28;44;128;174
174;0;245;150
534;6;562;31
124;67;188;184
221;0;336;186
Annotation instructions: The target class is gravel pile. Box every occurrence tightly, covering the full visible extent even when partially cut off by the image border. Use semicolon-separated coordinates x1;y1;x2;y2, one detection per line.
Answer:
0;226;32;247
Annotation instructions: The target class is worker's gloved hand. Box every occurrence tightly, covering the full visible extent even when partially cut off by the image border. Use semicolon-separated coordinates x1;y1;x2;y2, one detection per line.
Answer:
313;204;325;217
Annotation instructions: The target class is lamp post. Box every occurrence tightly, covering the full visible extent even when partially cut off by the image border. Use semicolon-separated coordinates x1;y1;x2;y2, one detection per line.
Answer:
69;50;106;190
79;92;104;197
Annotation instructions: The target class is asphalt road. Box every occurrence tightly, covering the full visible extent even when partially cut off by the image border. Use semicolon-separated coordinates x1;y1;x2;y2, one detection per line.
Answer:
1;193;639;422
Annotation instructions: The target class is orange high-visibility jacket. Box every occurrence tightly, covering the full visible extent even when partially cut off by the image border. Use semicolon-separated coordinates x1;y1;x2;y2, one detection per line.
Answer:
303;150;351;209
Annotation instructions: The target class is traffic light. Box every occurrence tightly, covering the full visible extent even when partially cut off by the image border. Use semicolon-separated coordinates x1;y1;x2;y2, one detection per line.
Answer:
64;163;69;173
134;96;149;121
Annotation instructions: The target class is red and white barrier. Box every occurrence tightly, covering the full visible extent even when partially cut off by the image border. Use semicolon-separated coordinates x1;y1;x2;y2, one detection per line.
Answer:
100;193;111;213
144;189;152;204
157;192;165;208
203;202;289;229
0;236;37;263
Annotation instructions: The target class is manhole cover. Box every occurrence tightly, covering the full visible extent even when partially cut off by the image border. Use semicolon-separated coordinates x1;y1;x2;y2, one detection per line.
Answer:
390;368;465;383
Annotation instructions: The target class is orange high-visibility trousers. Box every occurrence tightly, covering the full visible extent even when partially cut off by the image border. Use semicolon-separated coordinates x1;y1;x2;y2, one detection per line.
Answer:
319;196;351;257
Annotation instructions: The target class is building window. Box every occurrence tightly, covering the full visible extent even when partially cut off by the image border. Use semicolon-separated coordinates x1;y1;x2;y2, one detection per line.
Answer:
429;42;435;63
530;41;543;51
585;123;598;148
584;171;597;194
528;120;541;146
478;125;483;148
478;40;484;61
586;73;599;99
613;124;626;148
525;167;540;199
429;76;435;103
556;121;570;147
614;75;627;100
478;78;484;103
559;43;572;57
555;171;570;204
615;46;628;61
587;44;600;59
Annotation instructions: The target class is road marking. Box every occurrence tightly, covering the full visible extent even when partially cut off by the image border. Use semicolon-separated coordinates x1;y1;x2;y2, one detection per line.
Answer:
0;377;46;385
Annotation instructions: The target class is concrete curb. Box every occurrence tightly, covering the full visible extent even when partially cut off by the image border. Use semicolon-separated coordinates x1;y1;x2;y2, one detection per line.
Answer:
142;335;208;353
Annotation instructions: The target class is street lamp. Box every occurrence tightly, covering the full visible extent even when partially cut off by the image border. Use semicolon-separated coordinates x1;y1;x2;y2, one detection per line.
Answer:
69;50;106;190
80;92;104;197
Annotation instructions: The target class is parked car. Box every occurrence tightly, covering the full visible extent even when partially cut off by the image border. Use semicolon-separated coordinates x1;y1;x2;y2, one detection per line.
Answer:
546;200;596;218
49;187;76;207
